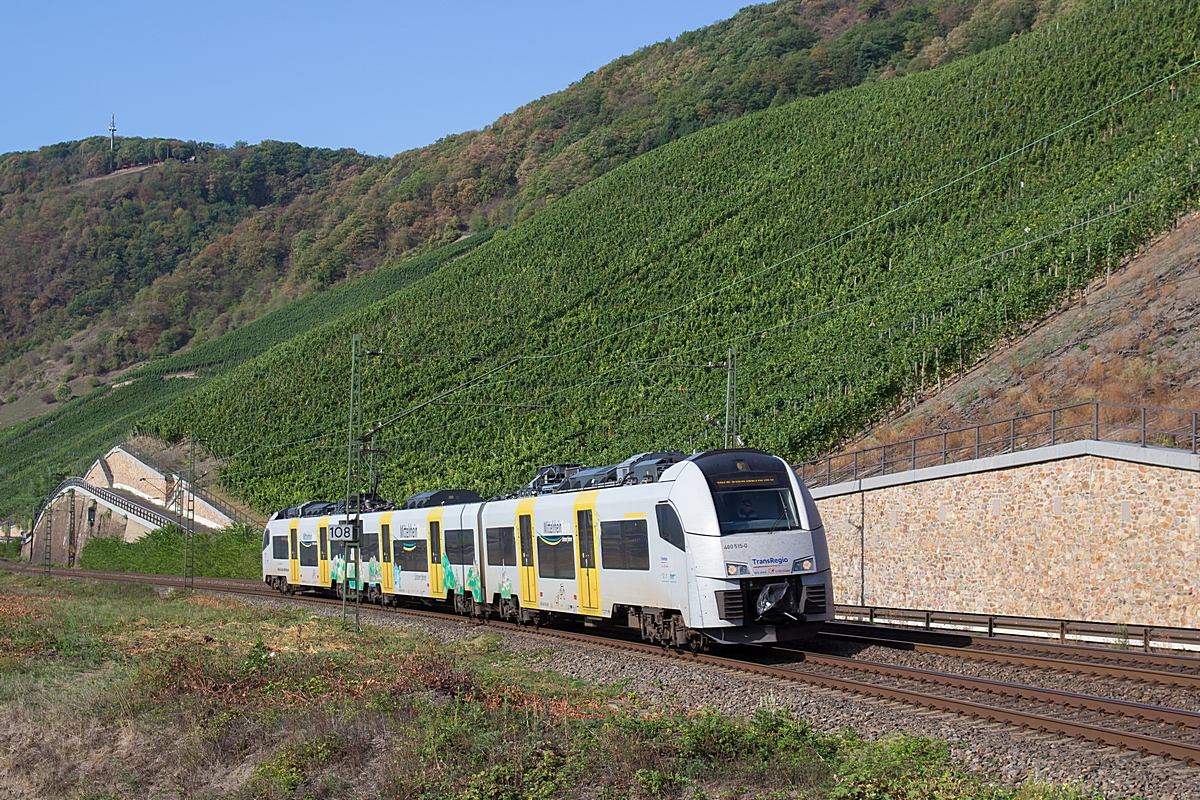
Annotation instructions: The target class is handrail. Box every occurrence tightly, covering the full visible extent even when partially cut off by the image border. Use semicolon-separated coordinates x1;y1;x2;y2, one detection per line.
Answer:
117;441;257;526
35;477;177;532
798;401;1200;489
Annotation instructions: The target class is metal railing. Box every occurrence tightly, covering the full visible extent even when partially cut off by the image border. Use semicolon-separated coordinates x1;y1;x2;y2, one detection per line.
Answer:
835;604;1200;652
36;477;177;532
169;481;259;528
798;401;1200;489
118;441;258;527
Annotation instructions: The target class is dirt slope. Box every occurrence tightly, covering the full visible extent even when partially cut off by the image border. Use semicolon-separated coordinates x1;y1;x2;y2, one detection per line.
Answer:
839;211;1200;452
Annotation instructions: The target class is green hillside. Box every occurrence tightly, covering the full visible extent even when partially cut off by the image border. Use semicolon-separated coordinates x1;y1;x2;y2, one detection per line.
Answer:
146;0;1200;512
0;232;497;519
0;0;1055;409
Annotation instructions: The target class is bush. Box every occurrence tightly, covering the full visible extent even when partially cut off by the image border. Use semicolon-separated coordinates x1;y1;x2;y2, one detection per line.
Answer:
80;523;262;579
54;383;72;403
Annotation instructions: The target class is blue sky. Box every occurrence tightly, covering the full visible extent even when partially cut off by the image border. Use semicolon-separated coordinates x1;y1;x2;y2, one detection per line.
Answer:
2;1;751;157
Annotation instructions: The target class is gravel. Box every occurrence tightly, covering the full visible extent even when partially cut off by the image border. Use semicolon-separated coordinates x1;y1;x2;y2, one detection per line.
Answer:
217;591;1200;800
789;637;1200;712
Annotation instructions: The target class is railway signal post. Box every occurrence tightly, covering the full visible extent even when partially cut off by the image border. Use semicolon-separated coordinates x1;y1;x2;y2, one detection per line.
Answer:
331;518;361;631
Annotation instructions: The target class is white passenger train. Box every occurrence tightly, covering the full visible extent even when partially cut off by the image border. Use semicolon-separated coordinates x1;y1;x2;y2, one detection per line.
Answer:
262;449;833;647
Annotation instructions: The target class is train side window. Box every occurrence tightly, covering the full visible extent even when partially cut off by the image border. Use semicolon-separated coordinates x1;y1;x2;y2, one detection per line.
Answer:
381;524;391;563
319;527;328;561
536;535;575;579
486;527;517;566
429;521;441;565
330;540;346;562
395;539;428;571
272;536;289;560
600;519;649;570
361;532;380;563
518;515;534;567
655;504;686;551
576;510;596;569
299;540;318;567
445;529;475;565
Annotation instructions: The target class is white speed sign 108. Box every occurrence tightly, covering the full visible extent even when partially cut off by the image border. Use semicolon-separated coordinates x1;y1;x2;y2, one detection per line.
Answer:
329;519;361;543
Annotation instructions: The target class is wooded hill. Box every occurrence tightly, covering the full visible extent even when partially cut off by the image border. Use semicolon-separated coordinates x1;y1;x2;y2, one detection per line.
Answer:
0;0;1057;405
142;0;1197;511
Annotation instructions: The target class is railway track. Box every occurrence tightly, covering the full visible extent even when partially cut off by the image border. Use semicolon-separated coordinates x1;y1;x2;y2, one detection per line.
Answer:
5;562;1200;766
820;622;1200;688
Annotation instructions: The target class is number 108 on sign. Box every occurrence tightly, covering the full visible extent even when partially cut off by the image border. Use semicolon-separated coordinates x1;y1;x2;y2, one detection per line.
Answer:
330;520;361;543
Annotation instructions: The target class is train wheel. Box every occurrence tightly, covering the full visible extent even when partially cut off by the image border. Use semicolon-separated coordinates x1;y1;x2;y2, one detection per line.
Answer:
366;585;382;605
452;592;472;615
499;596;519;622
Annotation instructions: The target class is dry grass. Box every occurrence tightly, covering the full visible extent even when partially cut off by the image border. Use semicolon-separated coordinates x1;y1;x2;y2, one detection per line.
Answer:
0;573;1108;800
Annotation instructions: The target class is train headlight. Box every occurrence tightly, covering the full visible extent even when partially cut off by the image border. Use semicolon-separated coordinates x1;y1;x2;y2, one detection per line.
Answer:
725;562;750;576
792;558;814;573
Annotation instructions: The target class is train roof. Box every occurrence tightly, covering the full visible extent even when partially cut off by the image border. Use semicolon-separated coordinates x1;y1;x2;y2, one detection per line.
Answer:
400;489;484;509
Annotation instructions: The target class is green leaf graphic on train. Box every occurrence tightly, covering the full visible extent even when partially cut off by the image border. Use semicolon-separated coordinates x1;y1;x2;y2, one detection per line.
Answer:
465;567;482;603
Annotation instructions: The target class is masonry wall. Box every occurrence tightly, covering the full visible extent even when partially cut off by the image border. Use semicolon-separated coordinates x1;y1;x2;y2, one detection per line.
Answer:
21;492;155;565
105;449;174;503
815;453;1200;629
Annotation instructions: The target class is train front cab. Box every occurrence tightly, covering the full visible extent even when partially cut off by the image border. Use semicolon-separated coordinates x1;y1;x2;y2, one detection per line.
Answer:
665;450;834;645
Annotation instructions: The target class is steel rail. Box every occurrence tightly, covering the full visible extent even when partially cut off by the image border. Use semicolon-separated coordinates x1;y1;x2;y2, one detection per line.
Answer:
825;620;1200;669
5;561;1198;765
773;649;1200;729
518;626;1200;765
818;629;1200;688
831;607;1200;654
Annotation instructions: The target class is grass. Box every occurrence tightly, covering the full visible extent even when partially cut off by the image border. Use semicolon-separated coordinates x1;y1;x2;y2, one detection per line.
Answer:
0;571;1112;799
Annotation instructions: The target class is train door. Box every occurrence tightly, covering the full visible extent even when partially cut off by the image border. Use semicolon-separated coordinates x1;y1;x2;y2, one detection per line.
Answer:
380;512;395;595
574;491;601;617
428;508;445;599
288;522;299;585
318;517;330;587
516;498;537;608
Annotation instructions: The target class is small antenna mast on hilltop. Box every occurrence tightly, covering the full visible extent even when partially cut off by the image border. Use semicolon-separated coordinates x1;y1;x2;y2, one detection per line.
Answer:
108;114;116;151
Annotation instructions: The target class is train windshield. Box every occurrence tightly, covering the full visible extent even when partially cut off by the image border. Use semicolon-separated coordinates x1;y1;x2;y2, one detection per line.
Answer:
713;488;799;535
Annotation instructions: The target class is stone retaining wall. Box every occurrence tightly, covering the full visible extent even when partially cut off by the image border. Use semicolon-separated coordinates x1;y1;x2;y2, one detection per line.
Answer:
22;491;154;566
813;442;1200;629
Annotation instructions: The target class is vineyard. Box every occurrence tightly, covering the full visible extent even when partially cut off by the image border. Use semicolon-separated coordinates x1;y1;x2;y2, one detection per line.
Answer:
130;227;503;378
0;232;497;519
145;0;1200;512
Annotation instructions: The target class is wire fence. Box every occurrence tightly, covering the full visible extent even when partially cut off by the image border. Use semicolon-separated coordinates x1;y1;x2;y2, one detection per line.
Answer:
797;401;1200;488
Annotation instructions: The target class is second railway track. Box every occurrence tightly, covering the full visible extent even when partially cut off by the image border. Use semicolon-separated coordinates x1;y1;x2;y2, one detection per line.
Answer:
5;561;1200;767
820;622;1200;688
